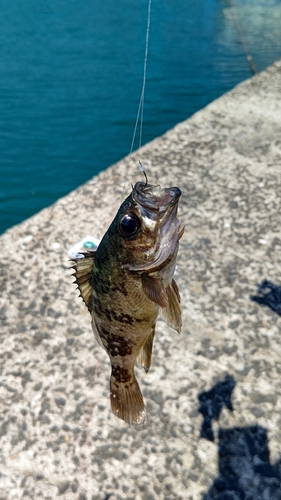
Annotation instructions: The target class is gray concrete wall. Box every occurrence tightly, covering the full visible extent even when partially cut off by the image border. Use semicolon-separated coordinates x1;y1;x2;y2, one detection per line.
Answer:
0;60;281;499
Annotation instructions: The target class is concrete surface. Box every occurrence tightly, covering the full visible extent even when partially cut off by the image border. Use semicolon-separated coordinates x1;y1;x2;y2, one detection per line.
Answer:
0;60;281;500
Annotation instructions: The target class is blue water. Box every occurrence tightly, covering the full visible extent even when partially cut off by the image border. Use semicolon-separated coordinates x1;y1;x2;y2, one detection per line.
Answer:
1;0;281;234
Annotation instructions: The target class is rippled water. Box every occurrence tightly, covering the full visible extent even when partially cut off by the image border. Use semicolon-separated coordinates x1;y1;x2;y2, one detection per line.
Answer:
0;0;281;234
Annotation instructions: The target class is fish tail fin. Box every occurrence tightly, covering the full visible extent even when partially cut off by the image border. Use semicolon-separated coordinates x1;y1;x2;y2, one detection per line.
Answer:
110;369;146;425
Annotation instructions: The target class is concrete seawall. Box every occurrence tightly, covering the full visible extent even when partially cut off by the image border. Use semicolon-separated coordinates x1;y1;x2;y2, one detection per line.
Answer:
1;60;281;499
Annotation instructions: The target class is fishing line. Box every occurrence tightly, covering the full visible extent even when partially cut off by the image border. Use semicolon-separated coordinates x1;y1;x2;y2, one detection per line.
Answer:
120;0;152;202
130;0;152;154
226;0;258;75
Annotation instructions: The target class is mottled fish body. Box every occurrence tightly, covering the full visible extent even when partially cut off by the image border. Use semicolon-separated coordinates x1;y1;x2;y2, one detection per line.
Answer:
72;181;183;424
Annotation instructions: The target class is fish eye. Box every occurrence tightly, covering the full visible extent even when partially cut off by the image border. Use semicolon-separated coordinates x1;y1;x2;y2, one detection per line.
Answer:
119;214;141;238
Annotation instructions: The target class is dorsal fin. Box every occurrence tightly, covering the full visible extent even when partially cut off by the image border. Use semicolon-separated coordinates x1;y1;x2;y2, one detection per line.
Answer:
71;252;95;312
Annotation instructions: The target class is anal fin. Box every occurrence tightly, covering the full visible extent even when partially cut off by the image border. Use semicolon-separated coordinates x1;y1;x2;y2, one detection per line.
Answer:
160;280;182;333
137;325;155;373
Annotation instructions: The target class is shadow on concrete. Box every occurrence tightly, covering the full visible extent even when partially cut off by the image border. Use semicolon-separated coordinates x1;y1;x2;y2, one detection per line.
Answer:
198;375;236;442
203;426;281;500
250;279;281;316
198;378;281;499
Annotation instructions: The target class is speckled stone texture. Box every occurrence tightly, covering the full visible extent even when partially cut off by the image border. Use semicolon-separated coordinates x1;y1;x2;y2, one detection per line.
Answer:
1;60;281;500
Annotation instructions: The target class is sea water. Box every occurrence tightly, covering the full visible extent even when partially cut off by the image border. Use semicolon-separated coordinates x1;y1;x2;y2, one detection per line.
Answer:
0;0;281;234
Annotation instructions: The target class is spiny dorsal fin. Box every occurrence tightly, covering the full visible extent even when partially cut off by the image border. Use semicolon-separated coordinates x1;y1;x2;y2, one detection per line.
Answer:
141;273;169;308
71;252;95;312
160;280;182;333
137;325;155;373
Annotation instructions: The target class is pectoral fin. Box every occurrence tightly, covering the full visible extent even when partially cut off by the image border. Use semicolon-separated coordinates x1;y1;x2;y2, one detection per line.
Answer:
160;280;182;333
137;325;155;373
141;273;169;308
178;223;185;240
171;278;181;303
71;252;95;312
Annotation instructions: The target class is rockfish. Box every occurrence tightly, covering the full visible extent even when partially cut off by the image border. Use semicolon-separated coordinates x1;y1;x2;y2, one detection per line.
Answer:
72;180;184;424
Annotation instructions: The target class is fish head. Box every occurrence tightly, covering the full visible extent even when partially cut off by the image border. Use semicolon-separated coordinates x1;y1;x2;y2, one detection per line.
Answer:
107;181;182;272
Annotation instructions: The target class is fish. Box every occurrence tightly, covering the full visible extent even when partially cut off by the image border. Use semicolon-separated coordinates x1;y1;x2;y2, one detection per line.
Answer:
71;180;184;425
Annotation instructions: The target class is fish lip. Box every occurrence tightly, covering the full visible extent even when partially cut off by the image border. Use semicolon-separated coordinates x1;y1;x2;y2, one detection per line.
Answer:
132;182;181;214
123;181;181;273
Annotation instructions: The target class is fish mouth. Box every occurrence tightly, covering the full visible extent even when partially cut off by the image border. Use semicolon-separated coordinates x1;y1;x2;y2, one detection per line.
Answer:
125;181;182;273
132;182;181;215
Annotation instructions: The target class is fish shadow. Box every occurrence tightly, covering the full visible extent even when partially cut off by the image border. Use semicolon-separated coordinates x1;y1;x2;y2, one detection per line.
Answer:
198;375;236;442
250;279;281;316
203;425;281;500
198;377;281;499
